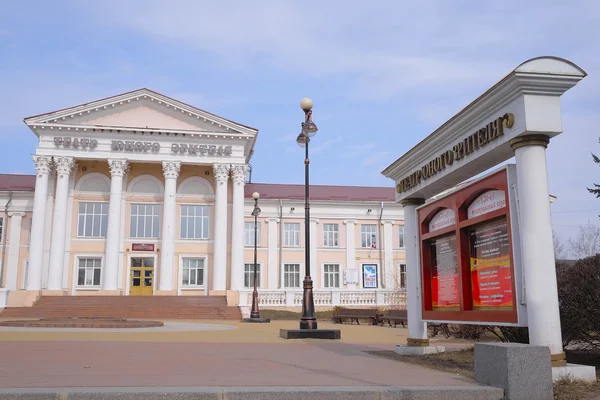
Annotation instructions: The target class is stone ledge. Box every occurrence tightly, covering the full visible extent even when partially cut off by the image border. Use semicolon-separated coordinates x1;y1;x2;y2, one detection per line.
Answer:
0;318;164;329
0;385;504;400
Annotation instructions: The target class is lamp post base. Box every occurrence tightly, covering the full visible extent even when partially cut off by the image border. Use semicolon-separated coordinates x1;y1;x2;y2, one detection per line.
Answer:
280;328;341;340
241;317;271;323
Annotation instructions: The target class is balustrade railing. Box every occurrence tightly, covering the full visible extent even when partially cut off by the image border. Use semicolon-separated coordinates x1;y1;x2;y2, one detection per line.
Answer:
239;289;406;308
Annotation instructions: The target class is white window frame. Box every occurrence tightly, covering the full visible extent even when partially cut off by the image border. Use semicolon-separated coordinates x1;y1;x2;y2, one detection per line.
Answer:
321;263;341;288
282;263;302;288
177;254;208;295
124;254;158;296
72;254;104;292
77;202;109;238
0;217;3;241
244;262;263;288
130;203;161;239
361;224;377;248
398;263;407;290
21;259;29;290
399;225;405;248
179;204;210;240
244;221;261;247
284;223;301;247
323;223;339;247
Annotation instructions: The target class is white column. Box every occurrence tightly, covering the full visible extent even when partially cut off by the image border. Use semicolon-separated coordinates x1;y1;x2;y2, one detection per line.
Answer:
5;212;25;290
310;218;318;286
41;174;55;289
26;156;52;290
344;220;356;289
212;163;230;291
267;218;279;289
511;135;564;357
103;159;128;291
401;199;428;342
47;157;75;290
229;164;247;291
383;220;394;288
159;161;181;292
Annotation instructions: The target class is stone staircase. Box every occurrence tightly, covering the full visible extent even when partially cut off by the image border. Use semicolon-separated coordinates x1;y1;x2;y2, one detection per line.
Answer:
0;296;242;320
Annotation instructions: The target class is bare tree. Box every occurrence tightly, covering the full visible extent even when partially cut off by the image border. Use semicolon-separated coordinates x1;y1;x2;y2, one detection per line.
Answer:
567;223;600;259
553;230;567;260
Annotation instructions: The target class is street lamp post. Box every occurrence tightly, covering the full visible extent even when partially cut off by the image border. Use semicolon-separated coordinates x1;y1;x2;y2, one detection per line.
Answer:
296;98;319;330
250;192;261;319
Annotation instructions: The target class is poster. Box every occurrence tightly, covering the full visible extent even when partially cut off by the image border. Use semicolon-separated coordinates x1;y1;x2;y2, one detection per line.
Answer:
469;218;513;309
362;265;378;288
430;235;460;308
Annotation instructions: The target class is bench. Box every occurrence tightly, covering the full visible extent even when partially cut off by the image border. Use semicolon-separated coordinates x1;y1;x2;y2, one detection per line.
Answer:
380;309;407;327
332;308;380;325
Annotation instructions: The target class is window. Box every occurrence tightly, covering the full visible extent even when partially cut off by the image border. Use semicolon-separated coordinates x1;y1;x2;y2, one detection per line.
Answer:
130;204;160;238
284;223;300;247
0;217;3;240
323;264;340;288
244;222;260;246
399;226;405;248
180;205;209;239
182;258;204;286
244;263;261;288
284;263;301;288
77;202;109;238
323;223;339;247
399;263;407;289
77;258;102;287
361;225;377;248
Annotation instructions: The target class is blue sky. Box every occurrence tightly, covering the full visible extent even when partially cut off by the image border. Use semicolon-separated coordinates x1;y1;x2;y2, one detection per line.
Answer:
1;0;599;244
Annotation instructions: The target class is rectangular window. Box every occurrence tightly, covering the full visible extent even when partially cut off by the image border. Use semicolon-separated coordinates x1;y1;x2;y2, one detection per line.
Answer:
284;223;300;247
284;263;301;288
77;258;102;287
323;223;339;247
180;205;209;239
399;226;405;248
361;225;377;248
399;263;407;289
77;202;109;238
244;222;261;246
244;263;261;288
182;258;205;286
323;264;340;288
0;217;3;240
130;204;160;238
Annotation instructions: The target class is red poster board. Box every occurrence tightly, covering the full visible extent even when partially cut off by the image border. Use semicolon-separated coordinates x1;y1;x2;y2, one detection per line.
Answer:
418;168;518;324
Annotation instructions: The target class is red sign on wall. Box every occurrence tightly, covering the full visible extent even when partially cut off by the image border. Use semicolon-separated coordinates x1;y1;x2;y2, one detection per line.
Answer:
132;243;155;252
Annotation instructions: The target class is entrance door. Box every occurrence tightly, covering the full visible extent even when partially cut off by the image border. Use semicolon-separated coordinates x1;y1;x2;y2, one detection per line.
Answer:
130;257;154;296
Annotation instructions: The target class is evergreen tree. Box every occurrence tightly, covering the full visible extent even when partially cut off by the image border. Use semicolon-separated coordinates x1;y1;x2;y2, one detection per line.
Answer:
587;153;600;198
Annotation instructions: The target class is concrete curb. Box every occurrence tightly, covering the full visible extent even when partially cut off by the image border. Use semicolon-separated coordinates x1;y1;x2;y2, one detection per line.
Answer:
0;386;504;400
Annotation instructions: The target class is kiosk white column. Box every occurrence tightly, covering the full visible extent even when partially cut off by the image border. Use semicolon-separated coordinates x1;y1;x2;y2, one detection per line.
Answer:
511;134;565;364
159;161;181;292
5;212;25;290
229;165;247;291
27;155;52;291
212;164;230;291
344;220;356;289
47;157;75;291
103;159;128;291
396;198;438;354
267;218;279;289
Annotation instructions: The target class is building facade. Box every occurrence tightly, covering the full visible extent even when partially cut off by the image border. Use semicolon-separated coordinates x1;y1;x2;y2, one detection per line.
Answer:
0;89;406;310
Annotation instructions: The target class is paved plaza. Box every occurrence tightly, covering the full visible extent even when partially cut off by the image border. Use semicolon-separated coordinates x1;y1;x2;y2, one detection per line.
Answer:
0;319;478;389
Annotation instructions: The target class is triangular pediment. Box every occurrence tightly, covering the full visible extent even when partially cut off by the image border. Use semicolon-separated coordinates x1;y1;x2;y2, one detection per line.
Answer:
24;88;257;136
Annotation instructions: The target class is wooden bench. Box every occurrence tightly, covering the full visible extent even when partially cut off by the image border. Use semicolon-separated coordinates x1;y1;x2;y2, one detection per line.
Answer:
380;309;407;327
332;308;380;325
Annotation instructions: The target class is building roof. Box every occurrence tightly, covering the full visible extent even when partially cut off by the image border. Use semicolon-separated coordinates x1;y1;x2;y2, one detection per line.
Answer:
245;183;395;202
0;174;36;192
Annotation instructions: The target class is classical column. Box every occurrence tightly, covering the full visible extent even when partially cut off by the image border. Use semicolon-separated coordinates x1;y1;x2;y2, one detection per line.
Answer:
159;161;181;292
27;155;52;290
229;165;247;291
267;218;279;289
383;220;394;288
511;134;565;365
5;212;25;290
400;198;429;347
310;218;319;287
212;164;230;291
344;220;356;289
47;157;75;290
103;159;128;291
